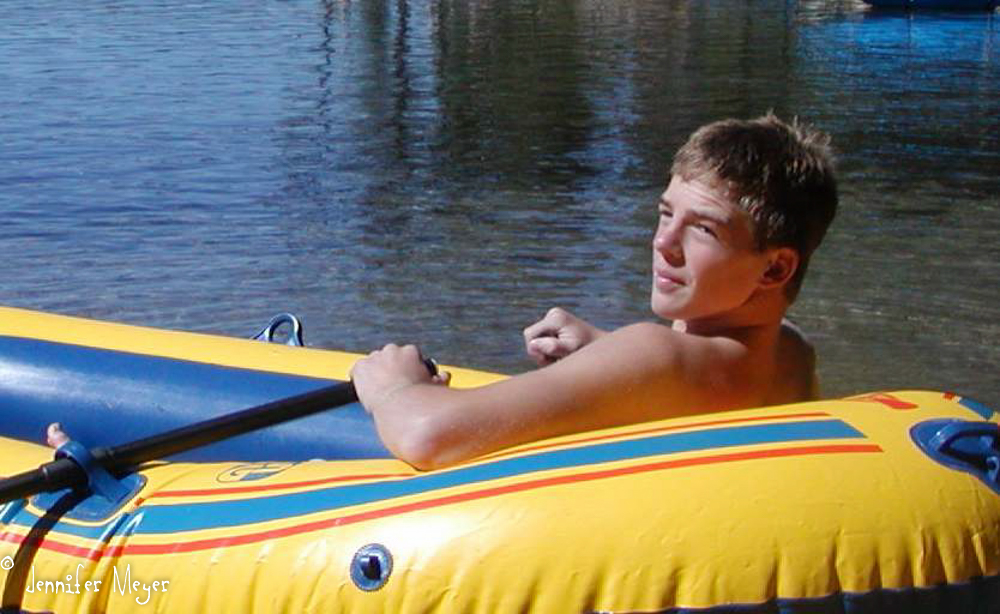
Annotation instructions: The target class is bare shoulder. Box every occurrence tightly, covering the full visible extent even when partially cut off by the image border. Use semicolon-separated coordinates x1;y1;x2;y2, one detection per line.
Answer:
612;321;742;350
772;319;819;402
778;319;816;369
610;321;814;407
589;321;754;406
601;321;747;366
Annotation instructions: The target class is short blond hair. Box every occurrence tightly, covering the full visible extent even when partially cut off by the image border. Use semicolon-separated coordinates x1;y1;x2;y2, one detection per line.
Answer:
671;113;838;302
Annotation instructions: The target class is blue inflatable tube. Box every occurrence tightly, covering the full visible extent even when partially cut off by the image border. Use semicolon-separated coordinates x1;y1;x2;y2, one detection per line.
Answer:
0;336;391;461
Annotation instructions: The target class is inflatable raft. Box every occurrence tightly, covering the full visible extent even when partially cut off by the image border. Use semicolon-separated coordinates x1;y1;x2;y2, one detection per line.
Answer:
1;306;999;613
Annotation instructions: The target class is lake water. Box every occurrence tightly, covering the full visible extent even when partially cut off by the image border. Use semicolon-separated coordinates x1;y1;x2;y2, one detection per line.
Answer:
2;1;999;408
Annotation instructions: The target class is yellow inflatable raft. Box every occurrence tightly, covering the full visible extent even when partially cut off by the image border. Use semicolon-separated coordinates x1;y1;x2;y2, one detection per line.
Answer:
0;307;998;613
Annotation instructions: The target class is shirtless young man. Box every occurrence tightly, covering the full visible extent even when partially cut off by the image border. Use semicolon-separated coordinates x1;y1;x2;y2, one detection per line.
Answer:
351;113;838;470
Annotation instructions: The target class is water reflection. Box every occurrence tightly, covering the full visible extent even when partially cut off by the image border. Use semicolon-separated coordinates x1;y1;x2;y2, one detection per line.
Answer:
796;10;1000;189
2;0;998;406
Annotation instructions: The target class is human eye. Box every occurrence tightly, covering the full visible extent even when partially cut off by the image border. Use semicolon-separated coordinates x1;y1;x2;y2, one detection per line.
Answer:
695;223;718;238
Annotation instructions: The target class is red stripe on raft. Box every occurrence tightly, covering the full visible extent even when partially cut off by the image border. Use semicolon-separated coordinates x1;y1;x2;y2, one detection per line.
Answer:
131;443;885;556
0;530;107;562
1;443;881;560
150;472;414;498
142;413;833;498
476;411;832;461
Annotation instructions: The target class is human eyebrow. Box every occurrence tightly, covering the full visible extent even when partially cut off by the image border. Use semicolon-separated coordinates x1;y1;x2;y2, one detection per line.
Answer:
689;207;730;226
688;209;735;241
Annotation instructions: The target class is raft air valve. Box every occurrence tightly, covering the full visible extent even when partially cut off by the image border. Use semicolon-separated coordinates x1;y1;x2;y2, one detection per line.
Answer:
350;543;393;591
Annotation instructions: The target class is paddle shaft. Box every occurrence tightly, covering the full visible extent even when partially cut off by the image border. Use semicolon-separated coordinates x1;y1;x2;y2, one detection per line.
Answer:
0;381;358;503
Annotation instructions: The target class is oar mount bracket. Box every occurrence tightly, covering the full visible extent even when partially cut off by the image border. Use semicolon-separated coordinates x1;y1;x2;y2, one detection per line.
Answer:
31;440;146;522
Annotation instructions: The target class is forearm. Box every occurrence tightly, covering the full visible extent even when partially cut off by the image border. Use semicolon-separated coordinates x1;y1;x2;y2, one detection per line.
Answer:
354;323;721;470
365;370;584;470
365;340;652;470
366;384;497;470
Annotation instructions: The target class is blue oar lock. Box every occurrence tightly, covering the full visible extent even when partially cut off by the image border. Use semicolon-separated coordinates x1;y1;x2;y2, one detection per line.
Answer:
30;439;147;521
912;419;1000;495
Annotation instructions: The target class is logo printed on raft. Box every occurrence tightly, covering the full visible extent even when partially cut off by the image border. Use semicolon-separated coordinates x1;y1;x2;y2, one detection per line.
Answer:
216;462;297;483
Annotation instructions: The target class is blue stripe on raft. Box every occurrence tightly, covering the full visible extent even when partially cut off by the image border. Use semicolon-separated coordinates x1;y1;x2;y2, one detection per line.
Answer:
959;396;997;420
0;336;390;460
13;419;863;538
658;571;1000;613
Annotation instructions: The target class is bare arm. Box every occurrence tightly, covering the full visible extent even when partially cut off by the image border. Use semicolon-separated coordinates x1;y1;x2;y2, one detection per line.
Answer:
351;322;750;470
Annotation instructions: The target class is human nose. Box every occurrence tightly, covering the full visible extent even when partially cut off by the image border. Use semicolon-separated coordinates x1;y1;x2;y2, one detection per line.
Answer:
653;220;684;265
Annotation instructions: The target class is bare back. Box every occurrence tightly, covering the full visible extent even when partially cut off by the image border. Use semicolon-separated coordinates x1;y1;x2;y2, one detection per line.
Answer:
763;319;818;405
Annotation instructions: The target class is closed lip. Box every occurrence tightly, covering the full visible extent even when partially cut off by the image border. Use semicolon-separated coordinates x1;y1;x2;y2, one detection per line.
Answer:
654;268;686;287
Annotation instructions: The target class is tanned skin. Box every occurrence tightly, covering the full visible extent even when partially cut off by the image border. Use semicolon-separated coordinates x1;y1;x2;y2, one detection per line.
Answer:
350;175;817;470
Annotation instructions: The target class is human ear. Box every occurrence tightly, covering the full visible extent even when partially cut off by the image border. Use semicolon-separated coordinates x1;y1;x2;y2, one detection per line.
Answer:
760;248;799;289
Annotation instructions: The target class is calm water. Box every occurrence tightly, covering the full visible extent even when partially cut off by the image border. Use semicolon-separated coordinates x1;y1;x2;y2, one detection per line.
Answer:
2;1;999;407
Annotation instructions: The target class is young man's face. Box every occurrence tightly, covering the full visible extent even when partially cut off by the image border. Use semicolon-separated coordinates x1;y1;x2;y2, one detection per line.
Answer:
650;175;773;323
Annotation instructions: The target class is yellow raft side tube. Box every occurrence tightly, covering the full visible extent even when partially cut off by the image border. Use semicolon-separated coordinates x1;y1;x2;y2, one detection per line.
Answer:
0;305;501;386
0;307;998;613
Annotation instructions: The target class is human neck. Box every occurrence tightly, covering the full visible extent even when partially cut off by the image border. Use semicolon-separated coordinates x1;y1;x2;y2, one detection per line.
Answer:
672;315;781;340
671;292;789;338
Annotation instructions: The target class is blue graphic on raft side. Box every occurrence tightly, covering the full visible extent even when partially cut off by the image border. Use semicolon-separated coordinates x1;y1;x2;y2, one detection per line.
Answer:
0;336;390;461
959;396;997;420
5;419;865;537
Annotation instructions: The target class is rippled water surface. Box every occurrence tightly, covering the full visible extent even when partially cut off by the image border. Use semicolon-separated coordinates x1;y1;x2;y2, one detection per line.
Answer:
3;1;999;406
